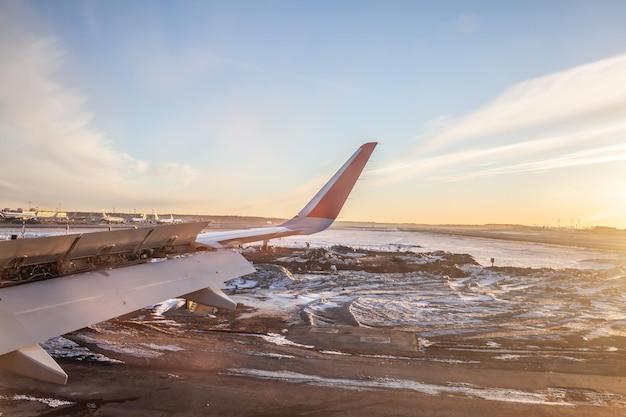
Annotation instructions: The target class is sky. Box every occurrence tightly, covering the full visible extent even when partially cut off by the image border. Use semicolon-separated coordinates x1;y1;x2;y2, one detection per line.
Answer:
1;1;626;227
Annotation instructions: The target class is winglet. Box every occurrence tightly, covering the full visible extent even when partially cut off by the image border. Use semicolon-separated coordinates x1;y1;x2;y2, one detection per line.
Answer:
283;142;377;234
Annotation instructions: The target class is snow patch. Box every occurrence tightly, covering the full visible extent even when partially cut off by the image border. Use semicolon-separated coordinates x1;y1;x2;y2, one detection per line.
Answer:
250;352;295;359
141;343;185;352
0;394;74;408
256;333;314;349
225;278;258;290
494;354;523;361
320;350;352;356
42;337;123;364
77;335;163;358
418;337;433;350
225;369;585;406
359;354;479;364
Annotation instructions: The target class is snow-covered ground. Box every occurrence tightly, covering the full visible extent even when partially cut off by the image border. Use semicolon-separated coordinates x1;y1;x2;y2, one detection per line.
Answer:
231;255;626;345
23;227;624;365
42;337;123;363
274;228;624;269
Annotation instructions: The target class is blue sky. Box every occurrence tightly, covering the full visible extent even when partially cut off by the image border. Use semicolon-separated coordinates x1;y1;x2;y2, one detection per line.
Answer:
2;1;626;226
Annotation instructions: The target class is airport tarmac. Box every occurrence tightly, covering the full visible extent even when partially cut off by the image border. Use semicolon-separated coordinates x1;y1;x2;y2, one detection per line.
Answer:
1;313;625;417
0;231;624;416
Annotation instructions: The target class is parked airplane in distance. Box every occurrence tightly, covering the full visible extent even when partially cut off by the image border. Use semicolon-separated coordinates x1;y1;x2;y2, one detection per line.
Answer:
154;213;183;224
0;209;38;222
131;213;148;223
101;210;125;224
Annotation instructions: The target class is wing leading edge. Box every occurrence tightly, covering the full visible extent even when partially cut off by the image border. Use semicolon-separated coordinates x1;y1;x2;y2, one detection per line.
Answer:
0;142;377;384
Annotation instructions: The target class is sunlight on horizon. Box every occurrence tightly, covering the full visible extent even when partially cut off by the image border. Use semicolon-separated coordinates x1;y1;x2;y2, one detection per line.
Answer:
1;1;625;228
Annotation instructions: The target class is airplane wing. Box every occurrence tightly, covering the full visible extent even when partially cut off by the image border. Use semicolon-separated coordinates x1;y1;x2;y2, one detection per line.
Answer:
0;142;376;384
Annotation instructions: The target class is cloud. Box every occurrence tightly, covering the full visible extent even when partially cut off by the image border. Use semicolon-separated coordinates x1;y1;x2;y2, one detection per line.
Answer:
0;4;198;210
455;13;480;34
434;142;626;182
375;53;626;184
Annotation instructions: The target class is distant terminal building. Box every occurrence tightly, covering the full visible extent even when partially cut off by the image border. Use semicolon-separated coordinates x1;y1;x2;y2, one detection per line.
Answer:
36;210;68;220
0;208;67;223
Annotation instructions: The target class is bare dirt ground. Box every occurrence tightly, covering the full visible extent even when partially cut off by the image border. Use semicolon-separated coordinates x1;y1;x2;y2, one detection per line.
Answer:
2;305;625;416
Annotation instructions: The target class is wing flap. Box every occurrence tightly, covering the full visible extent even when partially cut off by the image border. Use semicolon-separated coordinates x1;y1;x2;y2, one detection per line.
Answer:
0;222;208;275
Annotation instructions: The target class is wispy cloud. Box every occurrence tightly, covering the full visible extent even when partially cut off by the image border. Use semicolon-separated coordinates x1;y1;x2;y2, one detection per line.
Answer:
375;53;626;184
455;13;481;34
0;4;197;210
434;142;626;182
